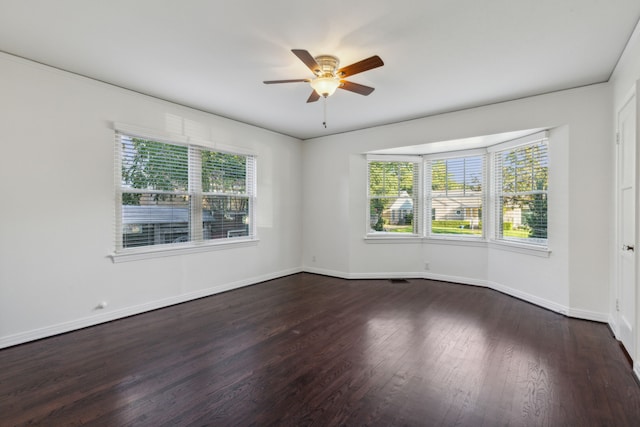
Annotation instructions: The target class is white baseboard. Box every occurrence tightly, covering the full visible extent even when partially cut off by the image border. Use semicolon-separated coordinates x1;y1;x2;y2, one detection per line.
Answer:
304;268;608;323
608;314;619;339
635;362;640;384
303;266;353;279
486;280;569;316
0;267;302;349
564;307;609;323
303;267;490;288
424;272;489;288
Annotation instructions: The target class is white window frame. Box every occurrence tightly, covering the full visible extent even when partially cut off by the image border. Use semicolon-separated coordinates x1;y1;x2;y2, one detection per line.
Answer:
111;124;257;262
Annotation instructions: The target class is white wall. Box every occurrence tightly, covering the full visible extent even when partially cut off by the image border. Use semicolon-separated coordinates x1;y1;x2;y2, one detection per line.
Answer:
303;83;612;321
0;53;303;348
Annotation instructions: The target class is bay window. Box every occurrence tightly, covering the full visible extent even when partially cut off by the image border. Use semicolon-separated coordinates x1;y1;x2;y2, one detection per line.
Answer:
366;131;549;250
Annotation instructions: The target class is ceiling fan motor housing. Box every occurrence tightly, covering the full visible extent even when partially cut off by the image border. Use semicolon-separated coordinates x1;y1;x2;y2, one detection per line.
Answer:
314;55;340;77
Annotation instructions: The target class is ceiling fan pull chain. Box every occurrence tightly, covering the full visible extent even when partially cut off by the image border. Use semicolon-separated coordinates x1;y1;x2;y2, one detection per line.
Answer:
323;96;327;128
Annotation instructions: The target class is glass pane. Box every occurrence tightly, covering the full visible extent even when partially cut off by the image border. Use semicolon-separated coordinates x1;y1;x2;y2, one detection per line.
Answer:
501;194;547;244
202;195;250;240
500;143;547;194
432;156;483;196
121;137;188;192
369;161;415;197
121;194;190;248
202;152;247;194
464;156;483;191
431;160;448;191
369;197;416;233
431;196;482;236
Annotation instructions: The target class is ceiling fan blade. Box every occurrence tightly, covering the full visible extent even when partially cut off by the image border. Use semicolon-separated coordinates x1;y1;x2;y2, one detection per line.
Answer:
263;79;310;84
306;90;320;103
292;49;321;74
339;80;375;96
337;55;384;78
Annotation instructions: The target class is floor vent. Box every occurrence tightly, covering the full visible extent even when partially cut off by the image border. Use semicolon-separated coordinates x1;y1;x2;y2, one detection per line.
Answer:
389;279;409;284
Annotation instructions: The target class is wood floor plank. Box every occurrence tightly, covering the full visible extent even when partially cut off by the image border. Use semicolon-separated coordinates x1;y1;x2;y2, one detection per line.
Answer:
1;273;640;426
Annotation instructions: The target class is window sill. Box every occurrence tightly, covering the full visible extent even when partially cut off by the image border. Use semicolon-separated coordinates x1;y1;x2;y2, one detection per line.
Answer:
488;240;551;257
364;233;422;243
110;238;259;263
364;235;486;247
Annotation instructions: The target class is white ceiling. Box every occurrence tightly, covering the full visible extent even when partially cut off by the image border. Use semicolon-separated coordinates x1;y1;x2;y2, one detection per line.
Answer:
1;1;639;140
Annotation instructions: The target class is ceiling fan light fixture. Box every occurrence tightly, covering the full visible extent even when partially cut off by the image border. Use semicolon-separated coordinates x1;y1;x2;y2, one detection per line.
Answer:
310;76;341;97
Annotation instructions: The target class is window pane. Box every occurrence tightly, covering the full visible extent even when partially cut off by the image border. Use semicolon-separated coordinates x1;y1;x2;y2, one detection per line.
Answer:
432;156;482;195
121;137;188;192
500;194;547;244
500;143;548;194
203;195;250;239
369;161;415;197
431;196;482;236
369;196;416;233
121;194;191;248
202;152;247;194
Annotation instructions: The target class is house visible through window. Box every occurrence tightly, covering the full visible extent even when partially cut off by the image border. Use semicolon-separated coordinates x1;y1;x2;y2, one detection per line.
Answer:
116;132;256;252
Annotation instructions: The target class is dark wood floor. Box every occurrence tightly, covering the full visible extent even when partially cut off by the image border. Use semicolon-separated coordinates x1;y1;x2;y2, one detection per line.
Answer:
2;273;640;426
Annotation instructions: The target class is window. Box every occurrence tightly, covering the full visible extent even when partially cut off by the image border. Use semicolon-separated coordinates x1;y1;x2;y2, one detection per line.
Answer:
115;132;256;253
366;130;549;250
427;154;484;238
367;157;421;234
494;137;548;246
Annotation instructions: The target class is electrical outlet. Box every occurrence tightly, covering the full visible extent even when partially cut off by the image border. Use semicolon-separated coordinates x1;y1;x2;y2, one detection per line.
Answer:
424;262;430;270
312;256;316;262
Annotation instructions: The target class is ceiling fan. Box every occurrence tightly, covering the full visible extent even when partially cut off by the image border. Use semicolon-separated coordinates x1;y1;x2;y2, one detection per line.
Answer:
264;49;384;103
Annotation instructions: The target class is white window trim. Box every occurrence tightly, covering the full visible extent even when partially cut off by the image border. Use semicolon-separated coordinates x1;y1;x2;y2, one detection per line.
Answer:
112;123;258;261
